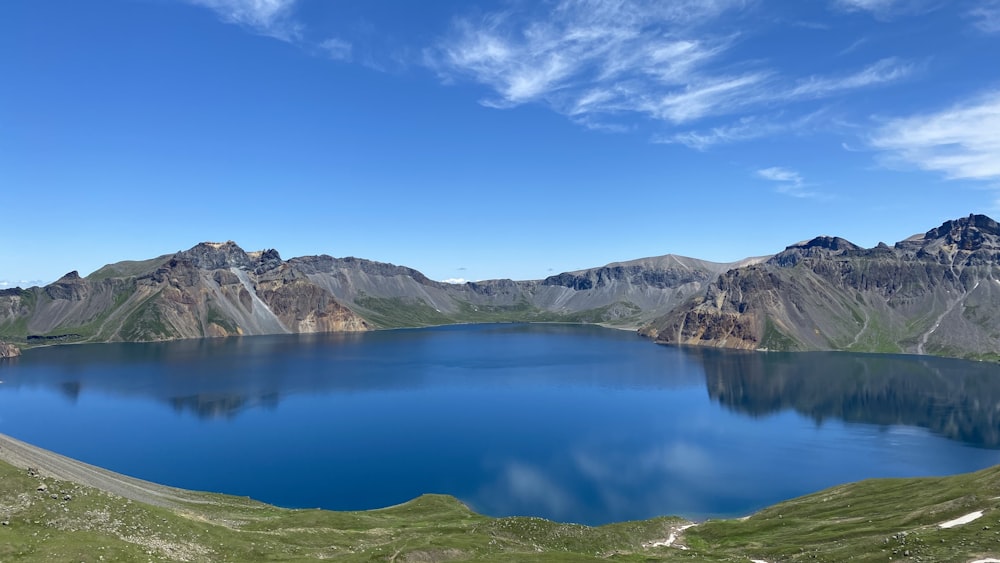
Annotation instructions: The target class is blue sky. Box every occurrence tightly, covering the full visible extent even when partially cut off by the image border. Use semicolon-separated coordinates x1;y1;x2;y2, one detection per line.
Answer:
3;0;1000;286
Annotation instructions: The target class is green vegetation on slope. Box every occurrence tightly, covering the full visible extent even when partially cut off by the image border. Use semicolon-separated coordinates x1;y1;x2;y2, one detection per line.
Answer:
352;294;455;327
206;305;240;334
120;291;176;341
0;289;37;345
690;465;1000;562
3;454;1000;562
86;255;171;281
354;294;643;329
760;317;800;351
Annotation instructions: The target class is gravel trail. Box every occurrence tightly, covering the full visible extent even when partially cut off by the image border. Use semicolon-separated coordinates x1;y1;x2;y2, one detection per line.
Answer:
0;432;211;508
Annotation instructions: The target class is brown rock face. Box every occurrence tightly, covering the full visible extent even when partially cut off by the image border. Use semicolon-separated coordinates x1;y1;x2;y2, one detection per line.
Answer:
256;271;369;333
0;341;20;358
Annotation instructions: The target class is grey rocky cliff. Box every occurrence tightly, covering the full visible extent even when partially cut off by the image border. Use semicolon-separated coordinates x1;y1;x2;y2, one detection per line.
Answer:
642;214;1000;359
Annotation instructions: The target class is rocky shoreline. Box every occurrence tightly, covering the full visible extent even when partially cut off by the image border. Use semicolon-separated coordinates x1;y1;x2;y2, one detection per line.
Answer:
0;340;20;358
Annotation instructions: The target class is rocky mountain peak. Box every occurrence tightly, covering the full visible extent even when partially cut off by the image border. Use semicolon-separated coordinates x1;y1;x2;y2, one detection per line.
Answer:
46;271;88;300
249;248;283;273
794;236;860;252
921;214;1000;251
770;236;861;267
176;241;254;270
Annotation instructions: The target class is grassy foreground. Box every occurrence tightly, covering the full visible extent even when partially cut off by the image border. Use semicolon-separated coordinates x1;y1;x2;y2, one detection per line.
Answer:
2;457;1000;562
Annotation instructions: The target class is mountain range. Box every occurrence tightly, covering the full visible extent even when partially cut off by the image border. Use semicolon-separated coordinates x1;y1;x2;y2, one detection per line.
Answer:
2;214;1000;361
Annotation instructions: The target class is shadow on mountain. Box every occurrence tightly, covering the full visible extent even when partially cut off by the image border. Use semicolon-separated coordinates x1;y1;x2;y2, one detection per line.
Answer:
685;346;1000;447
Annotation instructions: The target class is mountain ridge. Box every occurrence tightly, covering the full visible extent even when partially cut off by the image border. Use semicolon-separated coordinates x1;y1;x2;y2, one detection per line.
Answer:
4;214;1000;361
641;213;1000;360
0;241;744;351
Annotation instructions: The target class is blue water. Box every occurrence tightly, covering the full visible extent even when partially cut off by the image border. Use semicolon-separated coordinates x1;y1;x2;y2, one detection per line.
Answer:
1;323;999;525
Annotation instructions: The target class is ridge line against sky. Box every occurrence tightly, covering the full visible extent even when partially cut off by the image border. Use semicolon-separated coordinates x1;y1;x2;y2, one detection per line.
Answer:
2;0;999;284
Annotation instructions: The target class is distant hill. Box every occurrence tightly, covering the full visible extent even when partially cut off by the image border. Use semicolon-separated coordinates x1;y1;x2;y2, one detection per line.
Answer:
641;214;1000;360
0;241;745;349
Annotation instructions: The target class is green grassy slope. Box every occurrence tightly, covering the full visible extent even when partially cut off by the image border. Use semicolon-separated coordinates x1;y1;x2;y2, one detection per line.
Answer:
351;294;643;329
3;456;1000;562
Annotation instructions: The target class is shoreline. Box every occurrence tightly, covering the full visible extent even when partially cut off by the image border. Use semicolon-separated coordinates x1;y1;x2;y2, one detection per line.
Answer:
0;432;209;509
3;431;1000;562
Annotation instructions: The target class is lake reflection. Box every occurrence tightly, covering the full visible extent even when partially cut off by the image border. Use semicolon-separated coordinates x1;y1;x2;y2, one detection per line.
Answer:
1;324;999;525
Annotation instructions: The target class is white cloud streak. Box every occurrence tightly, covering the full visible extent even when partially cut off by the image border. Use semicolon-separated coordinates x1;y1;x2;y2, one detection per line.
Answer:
869;90;1000;181
830;0;939;19
658;109;832;150
0;280;45;288
659;116;773;149
185;1;355;63
319;38;352;61
833;0;900;14
788;58;913;99
187;0;301;41
428;0;913;130
756;166;821;198
970;0;1000;33
757;166;804;185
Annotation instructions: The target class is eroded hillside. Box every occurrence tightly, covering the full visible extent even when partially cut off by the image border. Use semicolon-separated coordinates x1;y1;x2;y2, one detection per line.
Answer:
0;242;742;349
641;215;1000;360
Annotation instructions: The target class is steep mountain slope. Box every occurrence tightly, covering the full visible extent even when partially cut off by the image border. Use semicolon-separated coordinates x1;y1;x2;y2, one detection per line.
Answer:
0;242;370;346
0;242;746;348
642;214;1000;359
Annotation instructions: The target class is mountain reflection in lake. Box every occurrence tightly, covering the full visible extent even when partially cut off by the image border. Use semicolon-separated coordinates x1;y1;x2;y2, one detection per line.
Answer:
692;348;1000;447
2;324;999;525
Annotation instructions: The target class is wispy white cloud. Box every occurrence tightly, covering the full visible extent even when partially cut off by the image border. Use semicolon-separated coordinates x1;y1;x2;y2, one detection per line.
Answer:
833;0;901;14
657;109;830;150
839;37;869;55
831;0;939;19
869;90;1000;181
440;278;468;284
319;38;352;61
187;0;301;42
186;1;356;64
969;0;1000;33
428;1;913;133
787;58;913;99
757;166;821;198
658;116;771;149
0;280;45;288
757;166;804;185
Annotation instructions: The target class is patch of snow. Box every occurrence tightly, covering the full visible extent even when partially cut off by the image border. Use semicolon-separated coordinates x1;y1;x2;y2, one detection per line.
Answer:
644;523;696;548
939;510;984;529
751;559;771;563
969;559;1000;563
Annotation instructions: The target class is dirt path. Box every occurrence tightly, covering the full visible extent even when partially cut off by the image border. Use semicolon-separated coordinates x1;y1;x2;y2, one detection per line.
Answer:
848;309;870;349
0;432;211;508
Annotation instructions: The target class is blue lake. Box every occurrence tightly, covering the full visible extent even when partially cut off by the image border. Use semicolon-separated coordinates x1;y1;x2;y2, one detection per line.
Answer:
2;323;1000;525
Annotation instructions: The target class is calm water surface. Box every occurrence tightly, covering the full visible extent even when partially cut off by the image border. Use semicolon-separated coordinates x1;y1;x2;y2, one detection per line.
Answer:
2;323;999;525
